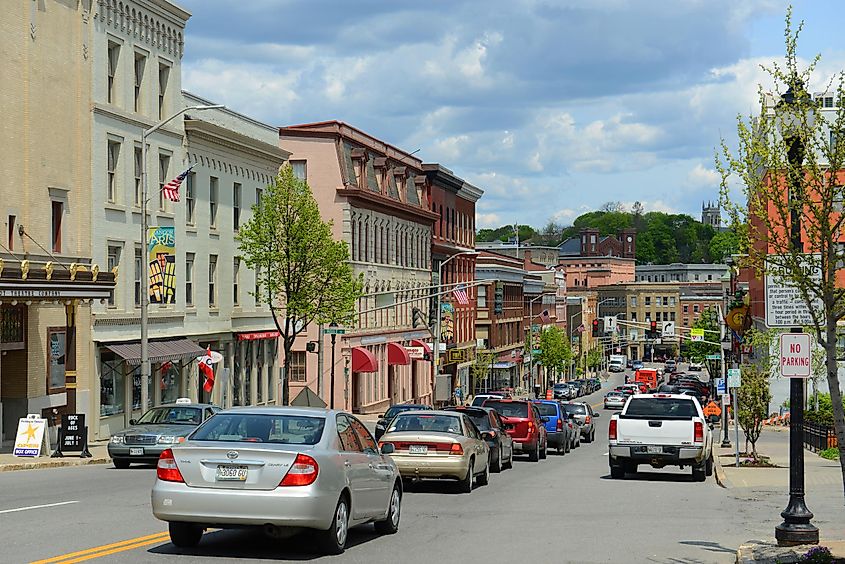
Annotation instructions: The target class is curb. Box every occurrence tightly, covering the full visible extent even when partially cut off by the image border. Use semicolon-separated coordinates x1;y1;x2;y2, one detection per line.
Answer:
0;457;111;473
714;452;732;489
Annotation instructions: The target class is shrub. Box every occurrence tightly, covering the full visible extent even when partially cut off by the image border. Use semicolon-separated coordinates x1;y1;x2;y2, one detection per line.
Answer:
801;546;833;564
819;447;840;461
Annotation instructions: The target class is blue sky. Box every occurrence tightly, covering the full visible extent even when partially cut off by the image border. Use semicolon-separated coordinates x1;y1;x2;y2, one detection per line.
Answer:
177;0;844;228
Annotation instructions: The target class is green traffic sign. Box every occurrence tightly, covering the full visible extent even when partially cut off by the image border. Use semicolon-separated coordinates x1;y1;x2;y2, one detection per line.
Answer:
323;327;346;335
705;354;721;360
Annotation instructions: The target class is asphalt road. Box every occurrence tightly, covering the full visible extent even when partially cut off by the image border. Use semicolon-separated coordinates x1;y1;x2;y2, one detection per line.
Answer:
2;370;779;564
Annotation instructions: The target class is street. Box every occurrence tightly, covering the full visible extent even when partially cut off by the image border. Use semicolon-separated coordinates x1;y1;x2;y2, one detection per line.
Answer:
0;375;789;564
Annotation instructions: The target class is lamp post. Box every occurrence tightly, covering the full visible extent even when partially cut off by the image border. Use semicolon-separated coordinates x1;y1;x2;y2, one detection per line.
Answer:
569;301;585;380
773;79;818;546
432;251;478;405
328;322;338;409
139;104;223;412
595;298;613;376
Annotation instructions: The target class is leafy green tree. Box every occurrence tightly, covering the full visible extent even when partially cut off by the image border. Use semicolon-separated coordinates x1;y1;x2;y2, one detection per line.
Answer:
709;230;740;263
737;362;773;458
237;165;362;405
536;326;572;382
717;9;845;495
471;351;494;396
686;308;721;365
586;346;602;375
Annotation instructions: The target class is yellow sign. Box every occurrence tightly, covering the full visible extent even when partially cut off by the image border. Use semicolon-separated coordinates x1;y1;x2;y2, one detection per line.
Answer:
14;416;48;457
148;226;176;304
690;328;705;342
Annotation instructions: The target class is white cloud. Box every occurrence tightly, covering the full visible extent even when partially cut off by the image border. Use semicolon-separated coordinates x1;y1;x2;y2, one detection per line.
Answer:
685;163;721;189
476;212;502;228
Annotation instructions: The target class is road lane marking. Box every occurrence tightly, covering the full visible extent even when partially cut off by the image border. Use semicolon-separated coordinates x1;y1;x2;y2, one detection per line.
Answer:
0;501;78;515
30;531;169;564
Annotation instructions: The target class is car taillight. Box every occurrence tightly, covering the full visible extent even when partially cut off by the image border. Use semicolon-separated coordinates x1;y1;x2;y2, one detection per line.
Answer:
156;448;184;483
556;418;563;432
694;421;704;443
609;419;618;441
280;453;319;486
527;421;533;432
449;443;464;455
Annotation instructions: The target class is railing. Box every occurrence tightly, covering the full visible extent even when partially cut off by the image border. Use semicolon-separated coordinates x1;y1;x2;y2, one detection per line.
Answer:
803;421;837;452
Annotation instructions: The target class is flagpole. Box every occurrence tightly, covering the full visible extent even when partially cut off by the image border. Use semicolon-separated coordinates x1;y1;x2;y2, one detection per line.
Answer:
139;105;223;417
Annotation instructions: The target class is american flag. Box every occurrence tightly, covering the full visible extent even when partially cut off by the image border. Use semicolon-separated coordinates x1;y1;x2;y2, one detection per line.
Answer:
540;309;552;323
161;165;193;202
452;283;469;305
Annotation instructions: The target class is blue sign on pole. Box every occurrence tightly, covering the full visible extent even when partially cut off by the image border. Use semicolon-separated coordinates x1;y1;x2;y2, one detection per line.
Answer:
715;377;726;395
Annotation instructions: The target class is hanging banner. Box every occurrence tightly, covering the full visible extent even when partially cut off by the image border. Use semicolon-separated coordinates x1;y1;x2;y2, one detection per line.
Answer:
148;226;176;304
531;324;541;354
440;303;454;344
690;328;705;342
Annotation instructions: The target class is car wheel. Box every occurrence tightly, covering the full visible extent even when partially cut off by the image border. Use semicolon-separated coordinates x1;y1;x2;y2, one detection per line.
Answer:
610;463;625;479
112;458;130;469
590;429;596;443
374;483;401;535
692;463;707;482
557;440;565;456
477;456;490;486
168;522;203;548
539;440;547;460
316;495;350;554
492;446;503;473
458;458;474;493
504;446;513;469
528;442;539;462
705;454;714;477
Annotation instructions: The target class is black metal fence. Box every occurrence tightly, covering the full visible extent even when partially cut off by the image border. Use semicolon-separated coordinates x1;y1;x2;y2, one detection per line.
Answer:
803;421;837;452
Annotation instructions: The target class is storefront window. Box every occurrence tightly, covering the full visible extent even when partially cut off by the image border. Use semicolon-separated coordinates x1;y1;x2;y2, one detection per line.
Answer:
100;357;125;416
47;328;67;392
159;362;179;404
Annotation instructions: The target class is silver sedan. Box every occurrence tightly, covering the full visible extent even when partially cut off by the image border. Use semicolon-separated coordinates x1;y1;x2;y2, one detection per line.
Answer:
151;407;402;555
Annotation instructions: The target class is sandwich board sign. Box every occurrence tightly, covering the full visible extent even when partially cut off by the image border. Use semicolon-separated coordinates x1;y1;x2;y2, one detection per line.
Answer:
14;414;49;458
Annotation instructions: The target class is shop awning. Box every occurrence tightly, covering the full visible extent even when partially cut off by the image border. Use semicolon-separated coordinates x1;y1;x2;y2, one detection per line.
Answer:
409;339;431;353
351;346;379;373
236;330;280;341
387;342;411;366
493;362;516;369
105;338;205;366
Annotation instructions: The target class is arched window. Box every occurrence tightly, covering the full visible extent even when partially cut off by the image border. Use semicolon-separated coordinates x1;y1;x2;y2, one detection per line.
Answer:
357;220;364;262
351;220;357;261
374;224;381;264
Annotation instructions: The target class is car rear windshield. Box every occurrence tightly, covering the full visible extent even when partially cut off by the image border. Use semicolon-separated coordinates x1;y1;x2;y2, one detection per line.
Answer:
562;404;587;415
460;411;492;430
387;414;463;434
532;403;558;417
137;406;202;425
384;405;427;420
484;401;528;418
622;398;698;419
190;414;325;444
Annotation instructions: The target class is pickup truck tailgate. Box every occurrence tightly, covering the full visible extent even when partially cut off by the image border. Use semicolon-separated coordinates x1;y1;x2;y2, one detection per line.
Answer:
617;418;696;445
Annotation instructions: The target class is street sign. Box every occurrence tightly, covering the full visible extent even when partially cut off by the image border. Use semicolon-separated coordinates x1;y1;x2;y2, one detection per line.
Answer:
661;321;675;338
715;377;726;395
703;401;722;418
721;393;731;406
705;354;721;360
604;317;617;332
727;368;742;388
323;326;346;335
765;254;823;327
779;333;812;378
407;346;426;360
690;328;704;342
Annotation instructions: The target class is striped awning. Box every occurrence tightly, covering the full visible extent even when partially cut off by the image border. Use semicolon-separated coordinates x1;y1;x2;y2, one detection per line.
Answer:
105;338;205;366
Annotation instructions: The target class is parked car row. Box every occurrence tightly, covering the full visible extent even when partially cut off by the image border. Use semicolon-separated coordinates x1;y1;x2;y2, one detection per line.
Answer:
552;378;600;400
139;395;599;556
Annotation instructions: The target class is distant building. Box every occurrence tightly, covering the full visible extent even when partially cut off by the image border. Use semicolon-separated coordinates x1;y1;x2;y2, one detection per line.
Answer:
679;282;722;330
474;242;560;267
636;263;729;283
701;201;721;229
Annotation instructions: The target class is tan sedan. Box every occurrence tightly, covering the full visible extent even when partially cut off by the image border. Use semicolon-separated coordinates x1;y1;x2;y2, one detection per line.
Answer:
378;410;491;493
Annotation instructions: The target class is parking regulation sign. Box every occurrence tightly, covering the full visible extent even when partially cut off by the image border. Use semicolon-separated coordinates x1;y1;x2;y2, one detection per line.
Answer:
780;333;812;378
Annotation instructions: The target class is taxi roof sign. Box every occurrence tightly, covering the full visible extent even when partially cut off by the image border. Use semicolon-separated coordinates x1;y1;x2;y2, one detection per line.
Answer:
175;398;192;404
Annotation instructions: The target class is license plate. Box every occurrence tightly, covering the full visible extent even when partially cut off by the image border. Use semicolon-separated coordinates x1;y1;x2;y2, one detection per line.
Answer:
646;446;663;454
216;465;248;481
408;445;428;454
129;448;144;456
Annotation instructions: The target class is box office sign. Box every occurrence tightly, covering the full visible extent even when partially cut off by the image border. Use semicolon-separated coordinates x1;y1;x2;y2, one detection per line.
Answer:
14;415;48;458
148;226;176;304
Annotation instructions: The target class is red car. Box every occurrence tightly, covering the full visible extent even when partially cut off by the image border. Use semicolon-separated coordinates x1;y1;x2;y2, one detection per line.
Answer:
483;399;547;462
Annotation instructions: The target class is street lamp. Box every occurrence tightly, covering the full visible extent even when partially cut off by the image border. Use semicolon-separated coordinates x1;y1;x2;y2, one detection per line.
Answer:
774;78;818;546
432;251;478;404
139;104;224;412
595;298;613;375
527;293;552;395
328;322;339;409
569;303;584;380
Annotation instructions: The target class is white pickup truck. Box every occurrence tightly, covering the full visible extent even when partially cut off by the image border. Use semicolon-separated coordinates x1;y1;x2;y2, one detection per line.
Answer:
608;393;714;481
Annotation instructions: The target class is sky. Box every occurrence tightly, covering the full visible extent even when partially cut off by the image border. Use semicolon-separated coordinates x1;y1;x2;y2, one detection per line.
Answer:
177;0;845;229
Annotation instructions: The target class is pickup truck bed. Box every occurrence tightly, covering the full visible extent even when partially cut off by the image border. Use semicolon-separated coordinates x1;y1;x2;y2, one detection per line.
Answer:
608;394;713;481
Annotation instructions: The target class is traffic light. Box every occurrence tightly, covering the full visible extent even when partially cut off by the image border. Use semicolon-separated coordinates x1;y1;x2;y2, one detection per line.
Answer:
412;307;425;328
494;283;504;315
592;318;599;337
428;297;438;328
649;320;657;339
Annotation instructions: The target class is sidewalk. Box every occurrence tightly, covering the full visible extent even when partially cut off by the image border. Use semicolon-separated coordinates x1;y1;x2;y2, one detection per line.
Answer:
0;442;111;472
713;425;845;562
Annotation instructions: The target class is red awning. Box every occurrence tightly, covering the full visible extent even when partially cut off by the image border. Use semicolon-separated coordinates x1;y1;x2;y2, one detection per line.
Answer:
409;339;432;353
387;342;411;366
351;347;379;373
237;331;280;341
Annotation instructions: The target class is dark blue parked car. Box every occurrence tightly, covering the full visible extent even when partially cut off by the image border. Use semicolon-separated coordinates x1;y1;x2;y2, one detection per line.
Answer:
531;400;577;455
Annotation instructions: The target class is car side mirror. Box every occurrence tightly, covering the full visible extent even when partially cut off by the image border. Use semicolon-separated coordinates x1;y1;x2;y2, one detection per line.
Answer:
593;413;600;418
129;419;137;426
378;414;385;419
380;443;395;455
481;431;494;442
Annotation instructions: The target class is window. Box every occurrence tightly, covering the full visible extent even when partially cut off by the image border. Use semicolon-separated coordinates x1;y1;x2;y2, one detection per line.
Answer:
631;312;637;321
707;274;713;281
290;351;306;383
256;187;263;209
683;304;689;313
107;140;120;203
209;177;218;227
107;245;121;306
185;253;194;306
208;255;218;307
350;417;378;454
158;153;170;211
185;172;195;224
669;297;676;306
694;274;700;281
7;215;15;251
337;414;362;452
158;63;170;119
670;312;676;321
133;52;146;112
630;296;637;307
47;328;67;393
233;182;241;230
233;257;240;306
683;317;689;326
693;304;699;313
134;247;142;306
291;160;307;181
107;41;120;104
662;297;669;306
255;267;262;306
477;285;487;308
51;201;63;253
133;146;142;207
644;296;651;306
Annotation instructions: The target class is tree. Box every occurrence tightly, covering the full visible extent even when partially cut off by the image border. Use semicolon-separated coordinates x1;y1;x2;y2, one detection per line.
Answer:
237;165;362;405
717;9;845;497
536;326;572;383
709;229;740;263
686;308;721;365
586;346;602;376
737;362;773;458
472;350;494;395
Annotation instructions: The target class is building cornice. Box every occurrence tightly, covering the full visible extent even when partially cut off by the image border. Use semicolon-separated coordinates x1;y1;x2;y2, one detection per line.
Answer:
338;187;438;225
93;103;183;141
185;120;290;164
